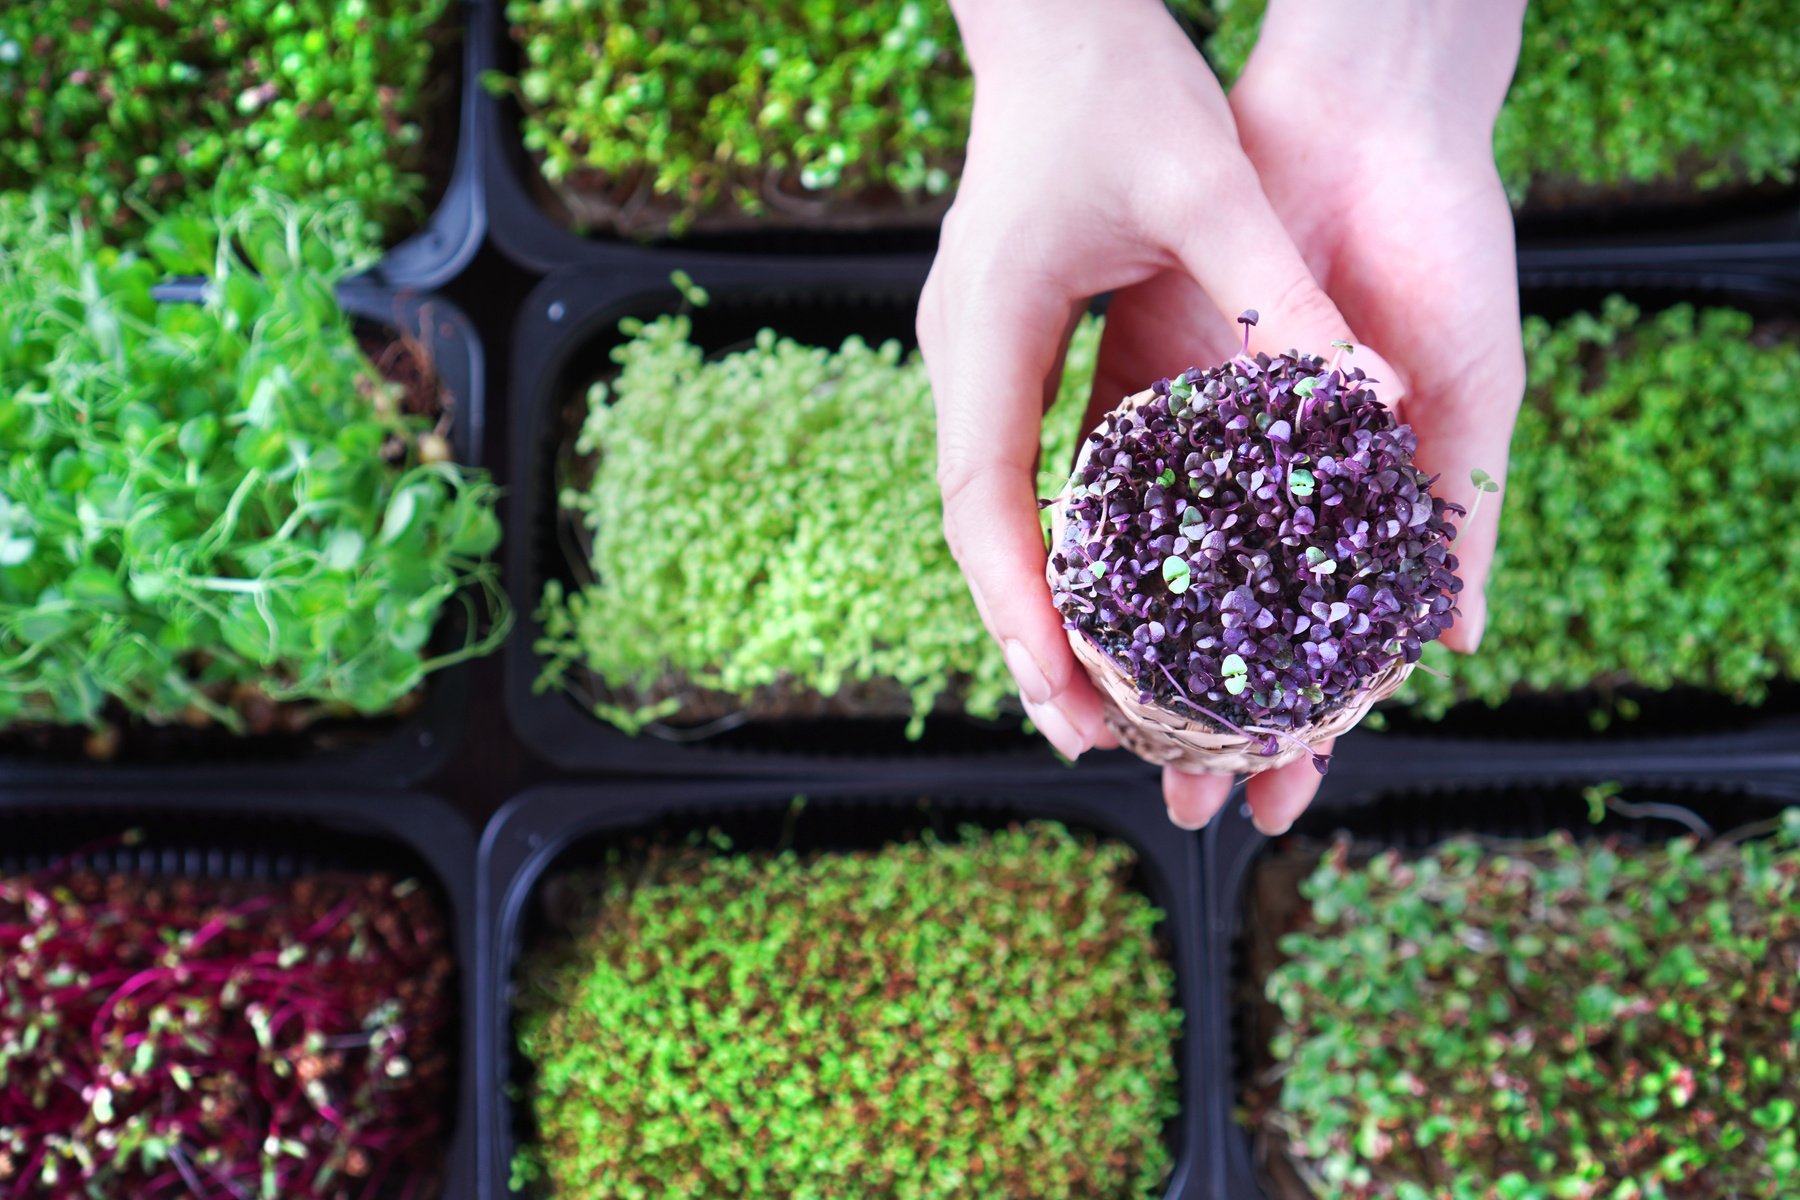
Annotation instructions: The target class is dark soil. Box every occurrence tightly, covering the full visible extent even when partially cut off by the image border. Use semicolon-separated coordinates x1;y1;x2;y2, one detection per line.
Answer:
532;160;959;240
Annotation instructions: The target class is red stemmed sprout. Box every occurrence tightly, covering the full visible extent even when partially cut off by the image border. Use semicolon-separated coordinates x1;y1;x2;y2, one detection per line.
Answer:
0;838;453;1200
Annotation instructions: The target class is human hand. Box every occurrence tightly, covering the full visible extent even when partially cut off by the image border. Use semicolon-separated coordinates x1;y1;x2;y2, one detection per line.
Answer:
921;0;1400;785
1094;1;1529;835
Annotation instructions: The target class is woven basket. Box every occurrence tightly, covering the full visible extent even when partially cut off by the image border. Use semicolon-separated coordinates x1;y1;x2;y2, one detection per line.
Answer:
1047;388;1414;775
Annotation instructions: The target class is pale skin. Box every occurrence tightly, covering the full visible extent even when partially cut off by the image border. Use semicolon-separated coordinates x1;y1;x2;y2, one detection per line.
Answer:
921;0;1528;832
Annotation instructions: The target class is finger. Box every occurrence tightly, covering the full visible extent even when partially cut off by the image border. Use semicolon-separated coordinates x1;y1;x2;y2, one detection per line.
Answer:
1163;768;1235;831
1167;174;1408;412
919;243;1110;756
1087;273;1237;443
1322;187;1526;654
1410;386;1520;654
1243;736;1335;836
1396;317;1527;653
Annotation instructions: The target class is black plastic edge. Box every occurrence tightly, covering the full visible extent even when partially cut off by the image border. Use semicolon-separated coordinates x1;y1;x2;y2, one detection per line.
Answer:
477;776;1209;1200
0;788;481;1200
1201;770;1800;1200
0;285;485;789
501;259;1153;779
350;0;487;292
477;0;652;277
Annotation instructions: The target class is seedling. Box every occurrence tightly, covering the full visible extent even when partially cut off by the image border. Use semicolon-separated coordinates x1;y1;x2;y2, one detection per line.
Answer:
1048;329;1463;771
1399;296;1800;720
487;0;1209;232
0;1;453;250
0;197;509;738
1257;803;1800;1195
513;821;1182;1199
536;300;1101;736
0;852;454;1196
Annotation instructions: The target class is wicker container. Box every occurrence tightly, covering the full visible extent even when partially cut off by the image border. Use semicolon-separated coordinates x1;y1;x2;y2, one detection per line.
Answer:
1048;388;1415;776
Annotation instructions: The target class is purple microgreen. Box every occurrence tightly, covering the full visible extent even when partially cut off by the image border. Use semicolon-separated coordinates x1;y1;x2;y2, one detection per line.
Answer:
1050;337;1461;758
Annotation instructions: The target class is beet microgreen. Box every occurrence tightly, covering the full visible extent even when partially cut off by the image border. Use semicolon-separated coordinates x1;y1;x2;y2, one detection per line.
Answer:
0;197;508;740
1049;326;1462;763
0;0;453;251
1257;805;1800;1196
535;307;1098;736
0;853;454;1197
513;820;1181;1199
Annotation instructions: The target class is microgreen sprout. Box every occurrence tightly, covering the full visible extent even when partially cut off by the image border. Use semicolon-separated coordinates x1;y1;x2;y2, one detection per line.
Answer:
1209;0;1800;205
1222;652;1249;696
0;197;510;738
489;0;1209;234
0;0;453;250
537;306;1101;736
0;859;454;1196
1457;466;1501;540
1257;799;1800;1195
1049;333;1461;768
513;820;1182;1199
1400;297;1800;721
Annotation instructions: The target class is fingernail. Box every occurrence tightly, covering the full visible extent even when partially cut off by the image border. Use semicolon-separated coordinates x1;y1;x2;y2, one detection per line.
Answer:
1251;814;1291;837
1024;697;1086;761
1003;638;1054;706
1167;808;1204;831
1462;594;1487;652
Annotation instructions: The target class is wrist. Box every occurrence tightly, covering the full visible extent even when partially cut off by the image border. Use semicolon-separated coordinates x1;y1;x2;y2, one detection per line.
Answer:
952;0;1181;80
1251;0;1524;143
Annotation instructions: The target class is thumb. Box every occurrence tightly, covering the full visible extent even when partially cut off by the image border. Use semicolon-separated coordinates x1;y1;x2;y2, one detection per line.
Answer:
1166;175;1408;413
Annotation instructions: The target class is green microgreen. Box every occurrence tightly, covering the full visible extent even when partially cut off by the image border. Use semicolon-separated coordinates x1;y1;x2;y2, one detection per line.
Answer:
534;305;1099;736
486;0;1209;234
1256;804;1800;1196
0;0;454;251
1209;0;1800;204
1401;297;1800;721
0;195;509;737
513;819;1183;1199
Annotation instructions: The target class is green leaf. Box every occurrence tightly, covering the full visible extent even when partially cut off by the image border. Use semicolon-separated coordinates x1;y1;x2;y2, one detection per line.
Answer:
1161;555;1191;595
0;535;34;567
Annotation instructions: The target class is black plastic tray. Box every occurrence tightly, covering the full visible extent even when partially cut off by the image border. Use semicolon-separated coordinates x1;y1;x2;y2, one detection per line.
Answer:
0;285;487;789
475;0;946;273
351;0;487;292
502;257;1149;778
478;777;1210;1199
1513;184;1800;255
0;787;480;1200
1200;771;1800;1200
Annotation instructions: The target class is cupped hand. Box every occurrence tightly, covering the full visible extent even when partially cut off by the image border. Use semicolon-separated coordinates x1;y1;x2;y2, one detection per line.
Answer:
922;0;1399;793
1135;0;1530;835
